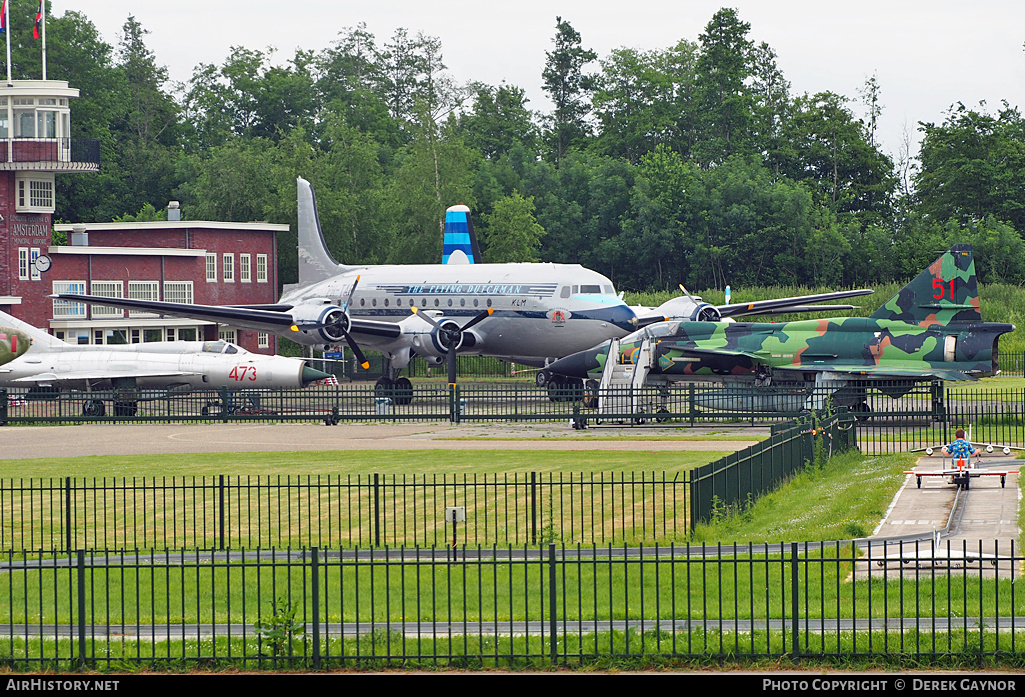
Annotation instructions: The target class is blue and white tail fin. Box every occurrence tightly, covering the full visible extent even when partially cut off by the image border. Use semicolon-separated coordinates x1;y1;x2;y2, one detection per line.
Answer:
296;177;349;286
442;204;481;265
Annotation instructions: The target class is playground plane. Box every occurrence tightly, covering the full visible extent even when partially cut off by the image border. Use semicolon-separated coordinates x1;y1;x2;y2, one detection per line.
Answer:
0;310;330;417
906;427;1022;489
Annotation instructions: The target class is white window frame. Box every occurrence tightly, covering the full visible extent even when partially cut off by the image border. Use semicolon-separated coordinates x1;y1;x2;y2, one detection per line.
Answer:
205;253;217;283
15;173;55;213
239;253;251;283
18;248;29;280
258;332;269;349
52;280;87;318
163;280;194;305
222;253;234;283
127;280;160;318
29;248;40;281
89;280;124;317
256;254;268;283
218;328;238;344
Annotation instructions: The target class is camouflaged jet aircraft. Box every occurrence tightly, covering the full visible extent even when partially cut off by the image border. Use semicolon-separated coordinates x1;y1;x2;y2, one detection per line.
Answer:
546;245;1014;415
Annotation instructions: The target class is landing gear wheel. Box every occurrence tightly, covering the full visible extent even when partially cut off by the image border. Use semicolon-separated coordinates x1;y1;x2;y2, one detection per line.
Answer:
536;370;552;388
656;407;670;424
852;401;872;422
393;377;413;406
113;401;138;417
82;399;105;418
374;377;394;398
917;476;922;488
1001;475;1007;488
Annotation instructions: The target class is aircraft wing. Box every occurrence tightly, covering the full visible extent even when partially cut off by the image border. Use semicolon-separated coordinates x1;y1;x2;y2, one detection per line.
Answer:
788;364;978;381
718;289;874;319
51;294;403;340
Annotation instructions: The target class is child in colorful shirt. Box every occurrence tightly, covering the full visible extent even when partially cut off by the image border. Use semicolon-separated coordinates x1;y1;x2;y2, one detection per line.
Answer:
945;429;976;463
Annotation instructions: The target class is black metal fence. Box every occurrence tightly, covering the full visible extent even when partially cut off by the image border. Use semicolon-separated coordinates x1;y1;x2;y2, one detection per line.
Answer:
0;472;692;552
1;540;1020;669
0;415;851;552
689;411;858;527
3;382;1021;458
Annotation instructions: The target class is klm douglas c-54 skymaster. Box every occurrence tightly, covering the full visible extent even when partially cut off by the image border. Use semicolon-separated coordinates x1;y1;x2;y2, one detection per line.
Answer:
57;179;878;403
547;245;1014;416
0;310;330;417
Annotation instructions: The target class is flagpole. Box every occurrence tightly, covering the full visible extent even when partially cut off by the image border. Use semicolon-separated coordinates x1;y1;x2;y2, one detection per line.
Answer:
5;0;11;85
41;1;47;80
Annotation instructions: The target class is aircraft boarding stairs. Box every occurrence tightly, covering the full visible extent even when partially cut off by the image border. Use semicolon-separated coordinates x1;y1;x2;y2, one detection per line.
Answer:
594;338;662;422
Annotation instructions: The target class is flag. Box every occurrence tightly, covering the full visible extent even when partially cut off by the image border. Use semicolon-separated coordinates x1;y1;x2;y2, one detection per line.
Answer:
0;0;7;31
33;0;43;40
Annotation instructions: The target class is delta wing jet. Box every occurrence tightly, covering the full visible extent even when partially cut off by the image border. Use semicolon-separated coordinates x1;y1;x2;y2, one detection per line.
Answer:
0;311;330;416
547;245;1014;415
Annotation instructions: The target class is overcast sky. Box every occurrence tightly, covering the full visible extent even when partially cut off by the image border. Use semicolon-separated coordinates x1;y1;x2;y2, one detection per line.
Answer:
49;0;1025;158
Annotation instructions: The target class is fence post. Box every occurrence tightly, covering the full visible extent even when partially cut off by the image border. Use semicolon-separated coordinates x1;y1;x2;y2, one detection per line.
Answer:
373;473;381;547
76;549;87;669
311;546;320;669
218;475;226;551
790;542;800;659
688;383;696;426
219;386;230;422
65;477;73;553
530;472;537;545
0;387;6;424
548;543;558;665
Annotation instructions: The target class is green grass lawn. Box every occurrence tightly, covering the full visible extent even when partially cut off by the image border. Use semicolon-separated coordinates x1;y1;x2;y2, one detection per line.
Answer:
0;449;728;479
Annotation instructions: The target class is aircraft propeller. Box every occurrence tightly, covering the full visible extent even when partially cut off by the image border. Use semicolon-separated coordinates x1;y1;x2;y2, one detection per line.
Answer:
411;306;494;385
290;276;370;369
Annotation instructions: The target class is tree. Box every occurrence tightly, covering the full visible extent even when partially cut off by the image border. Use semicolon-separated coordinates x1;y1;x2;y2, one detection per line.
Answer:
692;8;755;166
457;82;538;160
541;17;596;165
481;193;546;262
590;42;697;163
916;102;1025;232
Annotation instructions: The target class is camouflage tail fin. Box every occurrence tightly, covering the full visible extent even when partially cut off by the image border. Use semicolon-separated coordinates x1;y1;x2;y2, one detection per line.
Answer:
869;244;981;326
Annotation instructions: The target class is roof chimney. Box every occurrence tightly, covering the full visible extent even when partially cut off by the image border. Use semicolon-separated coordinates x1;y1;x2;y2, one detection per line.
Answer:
168;201;181;221
70;224;88;246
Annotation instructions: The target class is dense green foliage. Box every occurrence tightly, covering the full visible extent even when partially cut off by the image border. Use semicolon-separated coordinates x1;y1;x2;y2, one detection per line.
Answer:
24;7;1025;292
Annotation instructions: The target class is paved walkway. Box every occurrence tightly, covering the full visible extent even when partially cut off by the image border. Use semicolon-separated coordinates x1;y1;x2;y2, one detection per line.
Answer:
0;421;766;459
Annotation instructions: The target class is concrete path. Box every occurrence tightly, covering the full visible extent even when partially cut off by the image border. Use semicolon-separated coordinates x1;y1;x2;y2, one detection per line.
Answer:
0;421;766;459
860;454;1022;578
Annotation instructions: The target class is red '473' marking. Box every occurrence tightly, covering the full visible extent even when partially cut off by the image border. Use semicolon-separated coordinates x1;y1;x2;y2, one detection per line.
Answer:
229;366;257;381
932;277;956;300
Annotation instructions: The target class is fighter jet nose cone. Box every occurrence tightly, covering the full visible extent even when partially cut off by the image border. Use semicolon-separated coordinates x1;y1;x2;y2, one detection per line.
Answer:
301;365;334;384
547;349;600;379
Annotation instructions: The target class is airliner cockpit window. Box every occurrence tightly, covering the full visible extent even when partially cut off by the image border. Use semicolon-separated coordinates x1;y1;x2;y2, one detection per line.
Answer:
560;286;571;298
579;285;601;294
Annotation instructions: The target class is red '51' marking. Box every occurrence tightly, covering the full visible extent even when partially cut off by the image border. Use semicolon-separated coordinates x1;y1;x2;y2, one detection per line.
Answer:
229;366;257;381
932;278;956;300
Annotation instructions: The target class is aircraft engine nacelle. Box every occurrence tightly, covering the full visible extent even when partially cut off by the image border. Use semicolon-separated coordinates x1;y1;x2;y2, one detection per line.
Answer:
289;301;351;345
406;317;482;361
196;355;317;389
655;297;722;322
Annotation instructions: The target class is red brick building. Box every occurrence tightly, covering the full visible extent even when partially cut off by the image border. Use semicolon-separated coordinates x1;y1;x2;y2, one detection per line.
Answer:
0;80;285;354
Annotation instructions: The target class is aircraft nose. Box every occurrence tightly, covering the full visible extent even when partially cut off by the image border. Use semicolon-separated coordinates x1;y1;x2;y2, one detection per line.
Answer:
301;365;334;385
547;346;603;379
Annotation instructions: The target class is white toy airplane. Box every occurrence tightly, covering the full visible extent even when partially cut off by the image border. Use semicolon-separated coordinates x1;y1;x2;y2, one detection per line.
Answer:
905;428;1020;489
